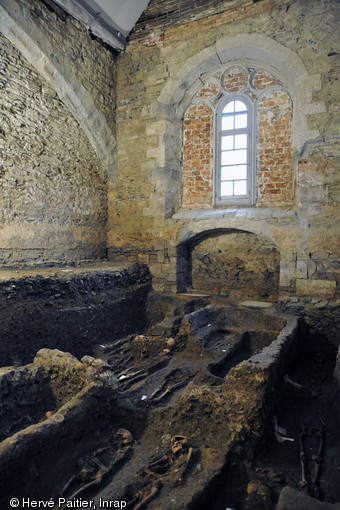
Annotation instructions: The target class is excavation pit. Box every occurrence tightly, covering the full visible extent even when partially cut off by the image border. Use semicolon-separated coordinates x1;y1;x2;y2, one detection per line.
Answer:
0;265;339;510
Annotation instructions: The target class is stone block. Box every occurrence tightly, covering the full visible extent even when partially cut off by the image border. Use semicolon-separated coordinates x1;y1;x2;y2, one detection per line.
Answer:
146;120;166;136
280;261;296;287
298;186;328;205
307;259;317;278
167;246;177;258
137;253;149;264
296;261;308;279
296;279;336;298
146;146;165;166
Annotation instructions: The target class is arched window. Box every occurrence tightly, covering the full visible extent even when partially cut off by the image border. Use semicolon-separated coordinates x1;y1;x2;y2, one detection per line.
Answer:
215;95;253;206
181;68;293;210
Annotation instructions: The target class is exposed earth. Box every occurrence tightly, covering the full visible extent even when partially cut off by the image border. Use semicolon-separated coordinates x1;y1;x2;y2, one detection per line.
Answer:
0;288;339;510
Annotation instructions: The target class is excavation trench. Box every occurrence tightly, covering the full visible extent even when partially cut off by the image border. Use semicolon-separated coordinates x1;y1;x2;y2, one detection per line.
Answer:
0;264;339;510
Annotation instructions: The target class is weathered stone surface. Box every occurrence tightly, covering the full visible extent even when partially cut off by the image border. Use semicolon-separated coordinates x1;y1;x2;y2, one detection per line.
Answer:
108;0;339;307
0;33;108;265
296;278;336;298
241;300;274;309
190;231;280;299
0;348;118;506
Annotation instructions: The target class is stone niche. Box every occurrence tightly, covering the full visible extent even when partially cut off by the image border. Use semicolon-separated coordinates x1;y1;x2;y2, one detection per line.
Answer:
189;230;280;299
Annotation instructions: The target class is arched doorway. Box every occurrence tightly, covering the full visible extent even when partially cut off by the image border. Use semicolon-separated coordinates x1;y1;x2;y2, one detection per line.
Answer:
177;229;280;300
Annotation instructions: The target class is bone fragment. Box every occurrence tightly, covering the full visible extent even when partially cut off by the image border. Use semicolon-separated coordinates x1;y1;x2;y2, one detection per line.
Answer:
284;374;303;389
134;480;162;510
273;416;294;443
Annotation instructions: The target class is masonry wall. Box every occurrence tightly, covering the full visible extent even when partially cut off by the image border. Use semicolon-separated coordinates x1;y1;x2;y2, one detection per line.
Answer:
0;0;117;266
0;0;339;317
182;102;213;208
109;0;339;308
19;0;117;137
191;231;280;299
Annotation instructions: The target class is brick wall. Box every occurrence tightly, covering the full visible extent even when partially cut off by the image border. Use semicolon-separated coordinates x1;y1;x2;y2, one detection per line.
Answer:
223;66;248;92
182;102;213;207
257;88;293;205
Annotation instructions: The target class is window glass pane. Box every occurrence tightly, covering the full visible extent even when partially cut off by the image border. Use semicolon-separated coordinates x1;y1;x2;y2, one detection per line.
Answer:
217;97;251;202
221;149;247;166
221;136;234;150
235;100;247;112
235;134;247;149
222;115;234;131
235;113;247;129
234;180;247;195
221;181;233;196
223;101;235;114
221;165;247;181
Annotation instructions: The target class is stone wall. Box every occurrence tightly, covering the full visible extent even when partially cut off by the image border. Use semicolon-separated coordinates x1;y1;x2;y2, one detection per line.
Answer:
0;0;117;266
0;0;339;312
0;34;107;264
109;0;339;306
17;0;117;137
191;231;280;299
257;86;293;206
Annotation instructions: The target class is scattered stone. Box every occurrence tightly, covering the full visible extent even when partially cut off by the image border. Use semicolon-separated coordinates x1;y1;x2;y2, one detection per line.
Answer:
166;337;176;349
240;301;273;309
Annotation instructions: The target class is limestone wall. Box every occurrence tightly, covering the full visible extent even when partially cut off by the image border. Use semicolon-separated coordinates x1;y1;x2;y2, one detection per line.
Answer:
109;0;339;302
0;0;117;266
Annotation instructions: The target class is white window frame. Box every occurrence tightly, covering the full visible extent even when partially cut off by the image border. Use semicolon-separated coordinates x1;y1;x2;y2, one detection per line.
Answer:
215;94;254;206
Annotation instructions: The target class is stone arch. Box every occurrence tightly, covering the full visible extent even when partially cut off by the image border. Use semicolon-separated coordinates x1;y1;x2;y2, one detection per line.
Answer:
0;0;116;180
158;34;323;134
149;34;325;216
176;227;280;299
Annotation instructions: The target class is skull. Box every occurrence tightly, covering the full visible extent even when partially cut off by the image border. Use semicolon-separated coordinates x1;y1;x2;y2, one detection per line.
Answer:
171;435;187;454
116;428;133;445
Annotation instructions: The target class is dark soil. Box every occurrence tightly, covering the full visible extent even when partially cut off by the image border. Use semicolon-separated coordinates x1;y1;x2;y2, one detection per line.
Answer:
0;283;339;510
205;332;340;510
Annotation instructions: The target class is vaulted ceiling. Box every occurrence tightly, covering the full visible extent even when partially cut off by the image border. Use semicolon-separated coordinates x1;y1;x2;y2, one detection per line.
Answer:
52;0;152;51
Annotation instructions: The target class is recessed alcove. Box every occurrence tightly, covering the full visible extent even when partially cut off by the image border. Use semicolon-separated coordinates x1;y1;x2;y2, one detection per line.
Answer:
177;228;280;300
